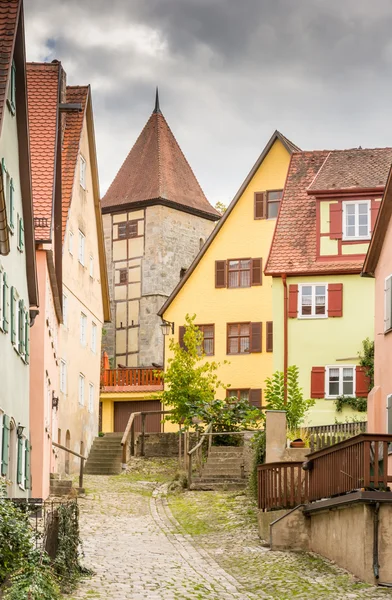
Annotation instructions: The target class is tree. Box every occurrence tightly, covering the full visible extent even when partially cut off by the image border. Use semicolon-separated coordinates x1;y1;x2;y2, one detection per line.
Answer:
214;201;227;215
264;366;315;431
358;337;374;390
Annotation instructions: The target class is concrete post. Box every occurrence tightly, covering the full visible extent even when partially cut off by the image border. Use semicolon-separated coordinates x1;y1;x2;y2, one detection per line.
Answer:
265;410;287;464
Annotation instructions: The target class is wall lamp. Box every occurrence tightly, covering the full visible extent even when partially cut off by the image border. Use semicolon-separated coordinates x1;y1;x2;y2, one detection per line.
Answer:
16;424;25;439
160;320;174;336
52;391;59;410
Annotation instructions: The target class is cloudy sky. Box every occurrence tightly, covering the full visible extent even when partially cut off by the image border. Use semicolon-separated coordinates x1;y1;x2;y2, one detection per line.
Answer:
24;0;392;206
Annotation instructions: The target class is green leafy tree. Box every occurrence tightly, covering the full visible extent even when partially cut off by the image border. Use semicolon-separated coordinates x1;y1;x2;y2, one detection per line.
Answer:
264;366;315;431
214;201;227;215
358;337;374;390
197;396;262;435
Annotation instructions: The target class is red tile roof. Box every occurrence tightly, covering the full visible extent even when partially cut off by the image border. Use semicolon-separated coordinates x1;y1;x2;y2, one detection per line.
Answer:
101;109;220;220
61;85;89;239
26;62;60;241
265;148;392;276
0;0;19;138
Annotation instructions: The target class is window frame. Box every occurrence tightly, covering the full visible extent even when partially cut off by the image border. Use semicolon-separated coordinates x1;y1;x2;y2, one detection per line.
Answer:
298;284;328;319
60;359;67;394
17;437;26;491
80;313;87;346
266;189;283;220
325;365;356;399
78;230;85;266
91;322;97;353
80;155;86;189
118;220;138;240
68;230;74;255
227;322;251;355
62;293;68;327
89;255;94;278
196;324;215;356
226;388;250;402
7;60;16;115
342;200;371;241
384;274;392;333
227;259;251;289
78;373;85;406
88;383;94;413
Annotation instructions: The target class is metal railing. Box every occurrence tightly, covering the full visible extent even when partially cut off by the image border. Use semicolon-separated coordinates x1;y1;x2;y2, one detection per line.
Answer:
52;442;85;490
100;367;163;388
258;462;309;511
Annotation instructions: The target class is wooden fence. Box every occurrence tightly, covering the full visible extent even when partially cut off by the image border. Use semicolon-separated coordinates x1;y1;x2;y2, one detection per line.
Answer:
101;367;162;387
258;462;309;511
301;422;367;453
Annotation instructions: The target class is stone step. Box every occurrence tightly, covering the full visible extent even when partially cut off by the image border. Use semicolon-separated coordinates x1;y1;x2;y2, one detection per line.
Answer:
200;473;244;480
84;467;121;475
100;433;123;438
85;461;121;469
205;459;244;466
190;481;246;491
208;451;244;458
209;446;243;453
87;449;122;457
89;442;122;448
50;480;73;489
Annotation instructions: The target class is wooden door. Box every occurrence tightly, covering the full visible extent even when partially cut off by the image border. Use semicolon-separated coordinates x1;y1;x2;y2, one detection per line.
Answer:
113;400;162;433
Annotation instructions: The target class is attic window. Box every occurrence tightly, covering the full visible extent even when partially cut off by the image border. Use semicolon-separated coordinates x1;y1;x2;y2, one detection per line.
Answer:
118;221;138;239
266;190;283;219
7;60;16;115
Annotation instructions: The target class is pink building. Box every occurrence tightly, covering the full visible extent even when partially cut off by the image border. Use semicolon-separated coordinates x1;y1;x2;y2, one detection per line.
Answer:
363;164;392;434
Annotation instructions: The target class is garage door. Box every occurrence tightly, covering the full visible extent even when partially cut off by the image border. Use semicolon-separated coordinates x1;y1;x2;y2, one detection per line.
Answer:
113;400;162;433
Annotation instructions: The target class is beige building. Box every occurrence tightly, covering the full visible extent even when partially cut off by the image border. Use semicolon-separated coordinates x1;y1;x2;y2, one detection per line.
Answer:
59;83;110;474
101;92;220;368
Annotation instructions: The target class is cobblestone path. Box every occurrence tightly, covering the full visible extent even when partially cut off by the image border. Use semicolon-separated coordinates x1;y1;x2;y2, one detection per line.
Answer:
70;465;392;600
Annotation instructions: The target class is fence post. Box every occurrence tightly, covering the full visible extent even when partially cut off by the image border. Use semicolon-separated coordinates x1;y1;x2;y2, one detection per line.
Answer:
141;413;146;457
188;451;192;487
178;426;182;468
130;419;135;457
79;457;84;490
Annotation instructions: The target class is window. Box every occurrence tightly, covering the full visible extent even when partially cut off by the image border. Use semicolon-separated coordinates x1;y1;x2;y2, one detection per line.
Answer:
227;323;250;354
17;215;24;252
299;285;327;318
8;60;16;115
118;220;138;239
227;389;250;402
91;322;97;353
78;374;85;405
17;437;26;489
2;272;9;333
197;324;214;356
80;156;86;189
343;200;370;240
2;160;14;233
62;293;68;327
78;230;85;265
68;231;74;255
88;383;94;413
385;275;392;333
80;313;87;346
228;260;251;288
60;360;67;393
119;268;128;285
267;190;283;219
326;366;355;398
10;286;17;346
89;255;94;278
266;321;273;352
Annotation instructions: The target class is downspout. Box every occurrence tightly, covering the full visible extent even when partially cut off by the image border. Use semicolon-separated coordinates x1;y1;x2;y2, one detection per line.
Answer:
373;502;380;580
282;273;288;405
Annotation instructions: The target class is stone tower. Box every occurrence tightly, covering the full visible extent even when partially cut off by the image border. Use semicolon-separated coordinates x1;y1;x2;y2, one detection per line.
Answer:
101;92;220;367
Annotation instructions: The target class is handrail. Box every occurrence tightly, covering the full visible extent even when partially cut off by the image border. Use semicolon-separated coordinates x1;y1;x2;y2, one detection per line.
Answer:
188;423;213;456
52;442;85;490
187;424;213;486
120;409;173;464
258;461;309;510
305;433;392;460
101;367;163;388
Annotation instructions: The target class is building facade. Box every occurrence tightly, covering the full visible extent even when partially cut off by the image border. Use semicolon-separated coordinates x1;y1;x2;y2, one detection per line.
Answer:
0;0;39;498
159;131;299;411
265;148;392;425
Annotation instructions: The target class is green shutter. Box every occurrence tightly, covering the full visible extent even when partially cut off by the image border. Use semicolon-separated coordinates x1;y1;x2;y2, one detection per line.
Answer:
1;415;10;476
18;300;24;354
10;286;16;344
9;179;14;230
19;217;24;251
17;437;23;485
24;310;29;364
3;273;8;333
24;440;30;490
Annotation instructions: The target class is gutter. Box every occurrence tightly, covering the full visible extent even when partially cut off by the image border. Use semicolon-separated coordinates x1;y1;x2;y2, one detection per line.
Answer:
282;273;288;405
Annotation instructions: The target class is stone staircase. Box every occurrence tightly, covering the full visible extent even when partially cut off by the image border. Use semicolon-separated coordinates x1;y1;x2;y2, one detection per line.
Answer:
84;433;123;475
190;446;247;491
49;473;75;497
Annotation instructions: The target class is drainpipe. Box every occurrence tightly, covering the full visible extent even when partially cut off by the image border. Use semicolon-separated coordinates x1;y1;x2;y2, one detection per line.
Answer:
282;274;288;405
373;502;380;580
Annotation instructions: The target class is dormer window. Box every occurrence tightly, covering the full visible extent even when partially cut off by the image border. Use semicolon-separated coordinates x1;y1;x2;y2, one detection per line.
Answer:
342;200;370;241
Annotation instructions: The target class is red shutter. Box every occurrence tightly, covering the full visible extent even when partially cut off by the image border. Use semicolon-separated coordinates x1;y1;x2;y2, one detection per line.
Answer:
254;193;265;219
371;200;380;235
215;261;226;288
251;258;262;286
249;389;262;408
179;326;185;349
311;367;325;398
356;366;369;397
328;283;343;317
329;201;343;240
288;285;298;318
250;322;262;353
266;321;273;352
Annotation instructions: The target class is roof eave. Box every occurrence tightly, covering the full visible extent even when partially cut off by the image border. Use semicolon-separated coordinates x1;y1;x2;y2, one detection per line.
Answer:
101;196;220;222
308;186;385;197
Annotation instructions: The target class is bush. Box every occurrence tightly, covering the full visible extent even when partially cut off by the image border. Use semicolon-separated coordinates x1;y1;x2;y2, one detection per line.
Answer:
249;430;266;499
264;366;315;431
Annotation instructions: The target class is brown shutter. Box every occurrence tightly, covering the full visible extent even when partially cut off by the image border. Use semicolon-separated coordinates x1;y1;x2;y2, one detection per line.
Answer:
266;321;273;352
251;258;262;286
328;283;343;317
215;260;226;288
329;201;343;240
179;326;185;349
254;192;265;219
249;389;262;408
250;322;262;353
288;285;298;318
356;366;369;397
311;367;325;398
371;200;380;235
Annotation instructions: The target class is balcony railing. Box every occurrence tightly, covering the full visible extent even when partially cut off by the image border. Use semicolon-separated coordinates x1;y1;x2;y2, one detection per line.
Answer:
100;367;163;388
258;434;392;511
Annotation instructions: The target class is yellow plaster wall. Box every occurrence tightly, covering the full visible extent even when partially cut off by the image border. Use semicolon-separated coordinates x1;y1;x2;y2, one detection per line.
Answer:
342;243;369;255
272;275;374;426
320;237;338;256
163;139;292;397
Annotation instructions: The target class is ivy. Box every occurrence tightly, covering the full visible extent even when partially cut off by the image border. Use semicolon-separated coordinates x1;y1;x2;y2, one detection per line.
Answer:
249;430;266;499
334;395;367;413
358;337;374;390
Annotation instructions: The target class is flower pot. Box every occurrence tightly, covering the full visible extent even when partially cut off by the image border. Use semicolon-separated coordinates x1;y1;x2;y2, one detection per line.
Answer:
290;439;305;449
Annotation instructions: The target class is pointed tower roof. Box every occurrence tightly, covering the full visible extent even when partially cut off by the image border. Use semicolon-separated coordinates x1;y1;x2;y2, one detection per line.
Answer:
101;94;220;220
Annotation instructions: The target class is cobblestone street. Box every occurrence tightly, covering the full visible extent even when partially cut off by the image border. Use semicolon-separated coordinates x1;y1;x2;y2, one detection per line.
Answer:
70;460;392;600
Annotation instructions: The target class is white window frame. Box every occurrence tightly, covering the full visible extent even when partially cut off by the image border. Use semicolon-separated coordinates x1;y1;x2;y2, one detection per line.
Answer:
18;437;26;491
78;374;85;406
298;284;328;319
68;230;74;255
60;359;67;394
342;200;371;241
62;293;68;328
384;275;392;333
80;155;86;189
88;383;94;413
78;230;85;266
325;365;356;399
80;313;87;346
89;255;94;278
91;322;97;353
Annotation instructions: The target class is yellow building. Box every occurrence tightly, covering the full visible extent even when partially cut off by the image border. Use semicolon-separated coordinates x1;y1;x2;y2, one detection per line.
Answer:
265;148;392;425
159;131;300;409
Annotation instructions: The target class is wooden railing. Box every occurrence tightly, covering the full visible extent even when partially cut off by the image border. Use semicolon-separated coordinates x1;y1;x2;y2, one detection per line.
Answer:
302;422;367;436
121;410;172;465
187;424;213;487
100;367;162;388
307;433;392;502
52;442;85;490
258;462;309;511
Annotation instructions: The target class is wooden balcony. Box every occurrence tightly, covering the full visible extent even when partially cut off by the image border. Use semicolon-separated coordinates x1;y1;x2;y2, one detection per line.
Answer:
100;368;163;391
